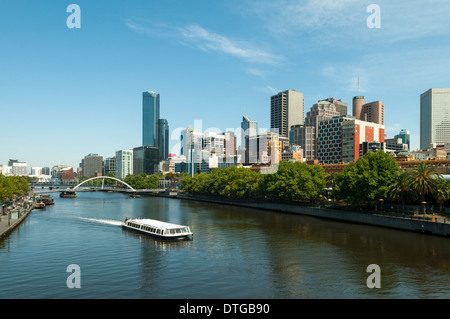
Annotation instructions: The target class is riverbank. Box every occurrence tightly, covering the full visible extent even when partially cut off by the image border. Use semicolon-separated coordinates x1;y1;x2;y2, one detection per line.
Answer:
176;193;450;237
0;206;33;239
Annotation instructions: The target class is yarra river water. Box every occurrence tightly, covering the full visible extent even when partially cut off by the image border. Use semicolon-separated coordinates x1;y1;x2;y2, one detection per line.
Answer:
0;191;449;299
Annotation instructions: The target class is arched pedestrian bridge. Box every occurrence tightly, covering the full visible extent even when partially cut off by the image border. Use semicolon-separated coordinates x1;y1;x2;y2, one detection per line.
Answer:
34;176;166;195
73;176;136;192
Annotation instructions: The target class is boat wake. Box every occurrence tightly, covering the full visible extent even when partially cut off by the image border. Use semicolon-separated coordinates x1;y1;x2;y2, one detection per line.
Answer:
77;217;123;227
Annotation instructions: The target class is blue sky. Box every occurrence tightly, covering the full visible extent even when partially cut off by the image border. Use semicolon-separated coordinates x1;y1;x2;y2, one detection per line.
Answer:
1;0;450;169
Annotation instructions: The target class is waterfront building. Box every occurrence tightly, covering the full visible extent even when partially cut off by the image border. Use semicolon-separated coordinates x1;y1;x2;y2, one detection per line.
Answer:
133;146;159;175
42;167;50;175
61;167;75;184
80;154;103;177
11;162;28;176
143;91;160;147
0;165;12;176
271;90;304;138
352;96;384;125
420;88;450;150
115;150;133;179
31;167;43;176
241;115;258;163
394;129;411;150
103;157;116;176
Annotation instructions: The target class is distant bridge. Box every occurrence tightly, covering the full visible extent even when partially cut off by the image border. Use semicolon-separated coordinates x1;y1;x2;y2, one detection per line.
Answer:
34;176;166;195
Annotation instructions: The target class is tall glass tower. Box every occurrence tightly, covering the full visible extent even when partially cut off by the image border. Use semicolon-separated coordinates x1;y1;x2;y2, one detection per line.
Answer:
420;88;450;150
143;91;160;147
158;119;169;160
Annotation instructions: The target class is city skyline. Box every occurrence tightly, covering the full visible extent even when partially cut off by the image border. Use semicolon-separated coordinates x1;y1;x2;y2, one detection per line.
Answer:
1;1;450;169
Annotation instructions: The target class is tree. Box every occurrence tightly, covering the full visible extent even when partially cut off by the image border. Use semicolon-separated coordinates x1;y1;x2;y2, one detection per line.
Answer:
334;151;399;207
387;170;415;204
0;174;30;202
432;177;450;214
261;161;328;202
409;162;438;203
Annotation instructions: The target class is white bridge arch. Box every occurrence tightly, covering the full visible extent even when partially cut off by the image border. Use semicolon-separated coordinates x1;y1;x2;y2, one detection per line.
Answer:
73;176;136;192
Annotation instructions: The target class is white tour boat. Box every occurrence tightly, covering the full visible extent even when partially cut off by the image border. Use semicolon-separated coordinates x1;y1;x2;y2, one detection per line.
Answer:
122;218;193;240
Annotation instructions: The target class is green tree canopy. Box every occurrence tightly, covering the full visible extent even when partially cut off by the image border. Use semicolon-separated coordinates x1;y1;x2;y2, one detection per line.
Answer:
333;151;399;207
0;174;30;202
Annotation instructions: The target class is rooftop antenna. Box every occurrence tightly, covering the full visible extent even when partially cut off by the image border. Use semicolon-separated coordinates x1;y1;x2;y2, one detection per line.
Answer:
357;77;360;96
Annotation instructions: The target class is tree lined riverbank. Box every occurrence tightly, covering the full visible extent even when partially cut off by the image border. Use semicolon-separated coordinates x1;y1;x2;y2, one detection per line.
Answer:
180;152;450;214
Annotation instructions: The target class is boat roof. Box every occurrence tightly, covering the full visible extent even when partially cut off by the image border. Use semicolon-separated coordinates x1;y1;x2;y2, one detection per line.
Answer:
128;218;188;229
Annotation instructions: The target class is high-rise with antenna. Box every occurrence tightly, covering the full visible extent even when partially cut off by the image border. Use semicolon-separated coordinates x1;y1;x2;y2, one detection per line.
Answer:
353;77;365;120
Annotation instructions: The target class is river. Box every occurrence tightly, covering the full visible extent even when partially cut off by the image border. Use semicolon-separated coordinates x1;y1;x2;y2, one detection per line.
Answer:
0;191;449;299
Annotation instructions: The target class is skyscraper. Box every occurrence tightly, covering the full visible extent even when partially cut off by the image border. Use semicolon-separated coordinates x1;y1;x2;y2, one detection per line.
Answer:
420;88;450;150
241;115;258;163
270;90;304;138
142;91;160;147
157;119;169;160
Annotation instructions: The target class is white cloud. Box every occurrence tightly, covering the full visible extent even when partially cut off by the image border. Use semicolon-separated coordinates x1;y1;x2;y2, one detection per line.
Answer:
126;19;283;66
242;0;450;45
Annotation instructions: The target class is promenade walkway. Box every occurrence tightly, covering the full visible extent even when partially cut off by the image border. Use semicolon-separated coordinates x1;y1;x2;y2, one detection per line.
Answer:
0;192;35;239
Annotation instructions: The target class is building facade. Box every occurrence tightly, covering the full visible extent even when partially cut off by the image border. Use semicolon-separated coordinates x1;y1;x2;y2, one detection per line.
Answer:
115;150;133;179
241;115;258;163
318;117;385;164
270;90;304;138
133;146;159;175
352;96;384;125
394;129;410;150
143;91;160;147
80;154;103;177
157;118;169;161
420;88;450;150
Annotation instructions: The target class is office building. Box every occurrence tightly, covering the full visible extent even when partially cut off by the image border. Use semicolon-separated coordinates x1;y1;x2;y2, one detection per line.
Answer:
352;96;384;125
143;91;160;147
31;167;43;176
104;157;116;176
271;90;304;138
80;154;103;177
384;137;408;153
133;146;159;175
290;125;317;161
290;98;345;162
394;129;410;150
180;127;203;157
420;88;450;150
248;132;280;165
241;115;258;163
157;118;169;160
115;150;133;179
12;162;28;176
318;117;385;164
